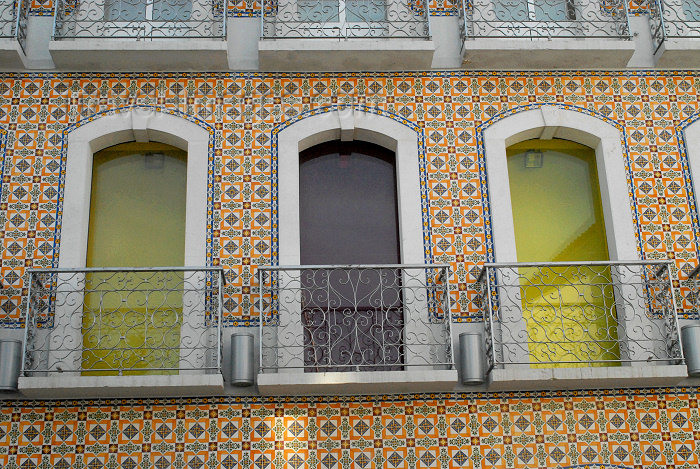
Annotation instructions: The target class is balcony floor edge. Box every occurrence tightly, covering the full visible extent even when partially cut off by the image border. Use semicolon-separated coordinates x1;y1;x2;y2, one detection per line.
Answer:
257;369;458;396
18;373;225;399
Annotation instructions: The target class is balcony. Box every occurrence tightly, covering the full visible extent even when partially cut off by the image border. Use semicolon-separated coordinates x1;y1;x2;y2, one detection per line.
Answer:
477;261;687;390
19;267;225;398
257;264;458;395
650;0;700;67
258;0;434;70
49;0;228;70
458;0;634;68
0;0;28;69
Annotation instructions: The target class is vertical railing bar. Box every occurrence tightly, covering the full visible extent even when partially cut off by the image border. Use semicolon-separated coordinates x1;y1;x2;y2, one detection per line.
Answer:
258;267;264;373
484;266;497;370
621;0;631;39
260;0;264;38
424;0;431;39
443;265;455;368
222;0;227;39
665;261;684;362
13;0;21;41
654;0;667;54
51;0;59;40
20;270;34;377
217;269;224;373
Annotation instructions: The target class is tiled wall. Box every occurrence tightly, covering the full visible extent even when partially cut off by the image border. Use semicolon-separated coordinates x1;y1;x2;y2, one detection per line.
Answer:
0;71;699;327
1;388;699;468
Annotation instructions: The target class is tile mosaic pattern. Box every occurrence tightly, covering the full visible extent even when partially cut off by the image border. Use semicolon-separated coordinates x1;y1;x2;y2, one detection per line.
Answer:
0;388;699;469
0;71;700;327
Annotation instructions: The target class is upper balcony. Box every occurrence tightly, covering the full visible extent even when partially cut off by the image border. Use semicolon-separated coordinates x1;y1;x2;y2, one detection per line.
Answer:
476;261;687;390
0;0;28;69
650;0;700;67
458;0;634;68
48;0;228;70
19;267;225;398
257;264;458;395
258;0;435;70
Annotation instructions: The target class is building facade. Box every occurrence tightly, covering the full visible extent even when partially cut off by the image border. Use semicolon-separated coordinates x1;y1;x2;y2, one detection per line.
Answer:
0;0;700;467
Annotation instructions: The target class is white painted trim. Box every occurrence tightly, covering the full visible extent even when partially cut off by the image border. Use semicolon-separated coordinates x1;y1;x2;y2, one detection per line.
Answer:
59;108;210;268
483;105;638;263
277;108;424;266
683;118;700;228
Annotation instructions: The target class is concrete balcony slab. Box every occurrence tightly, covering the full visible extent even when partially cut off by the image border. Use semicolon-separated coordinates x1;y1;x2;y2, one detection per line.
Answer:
258;39;434;71
461;38;635;69
49;39;228;71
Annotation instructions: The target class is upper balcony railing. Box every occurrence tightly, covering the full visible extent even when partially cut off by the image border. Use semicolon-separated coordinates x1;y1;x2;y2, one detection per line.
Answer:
477;261;683;371
649;0;700;53
22;267;224;377
1;0;29;52
261;0;431;39
258;264;454;373
53;0;226;40
459;0;631;40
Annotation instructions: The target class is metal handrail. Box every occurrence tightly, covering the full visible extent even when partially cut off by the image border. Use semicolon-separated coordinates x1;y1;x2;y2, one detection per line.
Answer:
22;267;224;376
477;260;683;370
258;264;454;373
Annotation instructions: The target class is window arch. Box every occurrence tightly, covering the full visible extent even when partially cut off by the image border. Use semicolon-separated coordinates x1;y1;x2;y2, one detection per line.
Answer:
482;105;638;263
59;109;210;268
276;108;425;266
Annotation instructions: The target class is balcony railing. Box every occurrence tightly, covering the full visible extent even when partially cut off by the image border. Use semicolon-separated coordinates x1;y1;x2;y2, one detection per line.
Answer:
649;0;700;53
261;0;431;39
477;261;683;370
459;0;631;40
258;264;454;373
22;267;224;377
53;0;226;40
1;0;29;52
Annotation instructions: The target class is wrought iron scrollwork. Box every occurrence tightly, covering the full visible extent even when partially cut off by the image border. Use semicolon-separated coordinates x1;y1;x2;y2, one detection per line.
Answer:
261;0;431;39
22;267;224;376
459;0;630;40
649;0;700;54
477;261;683;370
258;264;454;373
53;0;226;39
0;0;28;52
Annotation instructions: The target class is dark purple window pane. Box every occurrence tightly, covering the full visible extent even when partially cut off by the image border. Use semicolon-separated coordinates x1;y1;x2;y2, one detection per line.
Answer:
299;141;403;371
300;140;400;265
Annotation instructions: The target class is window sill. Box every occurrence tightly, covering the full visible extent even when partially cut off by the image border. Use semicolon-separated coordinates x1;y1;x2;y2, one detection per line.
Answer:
486;364;688;392
18;373;225;399
257;369;458;395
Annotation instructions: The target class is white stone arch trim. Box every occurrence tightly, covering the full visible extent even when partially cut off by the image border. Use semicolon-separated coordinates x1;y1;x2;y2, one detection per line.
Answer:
483;105;639;262
59;108;210;268
277;107;425;266
680;116;700;262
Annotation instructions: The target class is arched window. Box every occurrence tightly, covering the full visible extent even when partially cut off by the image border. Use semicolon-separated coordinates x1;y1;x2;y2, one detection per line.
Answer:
505;138;619;366
480;107;681;377
87;141;187;268
83;141;188;375
298;140;403;371
299;140;400;265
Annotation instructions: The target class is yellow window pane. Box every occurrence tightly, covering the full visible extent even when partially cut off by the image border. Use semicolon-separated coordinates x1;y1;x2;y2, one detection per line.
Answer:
83;142;186;375
506;139;619;367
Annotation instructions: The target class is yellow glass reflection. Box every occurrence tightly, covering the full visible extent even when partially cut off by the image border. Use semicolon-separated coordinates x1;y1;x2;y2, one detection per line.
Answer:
83;142;186;376
507;139;620;367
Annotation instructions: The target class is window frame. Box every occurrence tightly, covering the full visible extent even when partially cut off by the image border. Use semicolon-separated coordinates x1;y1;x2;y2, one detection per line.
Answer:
482;105;638;265
59;109;209;270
